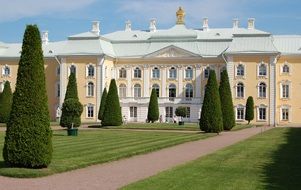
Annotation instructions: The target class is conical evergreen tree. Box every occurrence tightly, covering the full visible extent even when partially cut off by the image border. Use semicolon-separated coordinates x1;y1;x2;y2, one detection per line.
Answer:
147;89;159;123
3;25;52;168
102;79;122;126
199;70;223;133
0;81;13;123
98;88;107;121
245;96;254;124
64;72;78;100
219;70;235;130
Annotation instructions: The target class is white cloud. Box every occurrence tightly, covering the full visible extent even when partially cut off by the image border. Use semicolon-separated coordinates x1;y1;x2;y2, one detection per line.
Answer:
0;0;96;22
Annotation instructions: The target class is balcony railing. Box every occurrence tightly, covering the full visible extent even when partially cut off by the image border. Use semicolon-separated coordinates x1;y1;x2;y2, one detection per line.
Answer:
120;97;202;104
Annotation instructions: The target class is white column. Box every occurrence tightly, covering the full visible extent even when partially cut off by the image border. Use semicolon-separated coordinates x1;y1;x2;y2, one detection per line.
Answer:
126;67;132;97
269;56;277;126
178;66;183;97
161;66;167;97
143;65;150;97
96;56;105;121
59;58;67;107
226;56;234;96
195;64;202;98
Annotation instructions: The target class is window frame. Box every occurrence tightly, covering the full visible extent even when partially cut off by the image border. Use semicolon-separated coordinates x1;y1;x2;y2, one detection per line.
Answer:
87;82;95;97
185;67;193;79
152;67;160;79
134;84;141;98
119;68;127;79
119;84;127;98
134;67;142;78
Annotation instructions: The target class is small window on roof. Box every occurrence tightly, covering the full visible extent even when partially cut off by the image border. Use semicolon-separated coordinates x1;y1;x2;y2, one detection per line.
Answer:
133;34;138;38
49;50;53;53
215;33;220;36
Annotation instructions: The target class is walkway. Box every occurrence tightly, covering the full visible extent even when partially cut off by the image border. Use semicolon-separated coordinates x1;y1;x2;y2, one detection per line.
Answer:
0;126;271;190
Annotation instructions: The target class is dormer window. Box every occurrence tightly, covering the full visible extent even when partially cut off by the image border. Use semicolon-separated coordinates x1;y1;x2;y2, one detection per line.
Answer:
134;67;141;78
282;65;290;74
236;64;244;76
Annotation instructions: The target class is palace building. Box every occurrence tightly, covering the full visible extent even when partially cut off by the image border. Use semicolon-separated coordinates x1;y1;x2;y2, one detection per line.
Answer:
0;7;301;126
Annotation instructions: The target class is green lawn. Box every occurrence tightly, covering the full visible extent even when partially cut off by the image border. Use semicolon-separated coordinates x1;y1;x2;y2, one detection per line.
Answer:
0;130;213;178
123;127;301;190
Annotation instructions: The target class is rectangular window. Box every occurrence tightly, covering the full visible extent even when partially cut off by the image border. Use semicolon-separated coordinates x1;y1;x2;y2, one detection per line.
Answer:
282;108;289;121
237;108;244;120
184;107;191;118
152;69;160;79
282;84;289;98
130;107;137;118
87;106;94;118
165;107;173;118
259;108;266;120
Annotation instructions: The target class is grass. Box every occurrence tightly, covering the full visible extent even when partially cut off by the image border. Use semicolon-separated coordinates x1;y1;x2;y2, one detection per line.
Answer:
231;124;253;131
122;127;301;190
0;129;213;178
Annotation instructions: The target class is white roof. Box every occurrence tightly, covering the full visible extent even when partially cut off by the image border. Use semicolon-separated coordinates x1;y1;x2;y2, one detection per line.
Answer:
273;35;301;55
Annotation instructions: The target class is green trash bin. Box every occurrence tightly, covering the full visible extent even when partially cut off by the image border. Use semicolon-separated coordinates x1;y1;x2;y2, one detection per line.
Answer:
67;128;78;136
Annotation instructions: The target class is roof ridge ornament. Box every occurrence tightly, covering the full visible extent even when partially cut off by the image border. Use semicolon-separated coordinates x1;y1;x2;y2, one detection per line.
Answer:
176;7;185;25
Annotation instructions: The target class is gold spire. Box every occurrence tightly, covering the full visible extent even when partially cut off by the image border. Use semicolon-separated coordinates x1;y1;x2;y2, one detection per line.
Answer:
176;7;185;25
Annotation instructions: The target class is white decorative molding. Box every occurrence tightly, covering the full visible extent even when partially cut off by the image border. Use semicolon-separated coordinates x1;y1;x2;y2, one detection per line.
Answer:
145;45;199;58
269;56;277;126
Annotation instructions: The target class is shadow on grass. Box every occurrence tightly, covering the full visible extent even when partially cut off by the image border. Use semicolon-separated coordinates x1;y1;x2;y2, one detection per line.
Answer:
0;161;10;169
87;125;103;128
262;128;301;189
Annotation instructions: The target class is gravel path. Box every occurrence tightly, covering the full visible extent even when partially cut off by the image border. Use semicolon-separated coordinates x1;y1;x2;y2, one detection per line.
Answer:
0;126;271;190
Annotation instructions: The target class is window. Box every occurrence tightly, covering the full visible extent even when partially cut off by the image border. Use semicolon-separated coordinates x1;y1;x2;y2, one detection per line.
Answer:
184;107;191;118
87;82;94;97
258;82;266;98
2;66;10;76
258;64;267;76
258;107;266;120
236;64;244;76
282;84;289;98
119;84;127;98
185;84;193;99
237;107;244;120
56;83;60;97
281;108;289;121
169;67;177;79
152;84;160;97
165;107;173;118
168;84;176;100
130;106;137;118
236;83;244;98
70;65;76;75
134;67;141;78
152;67;160;79
282;65;290;74
87;65;95;77
134;84;141;98
119;68;127;78
185;67;193;79
87;105;94;118
204;67;210;78
56;66;60;76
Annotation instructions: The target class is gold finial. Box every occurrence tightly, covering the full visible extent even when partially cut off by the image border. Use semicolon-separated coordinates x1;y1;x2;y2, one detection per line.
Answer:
176;7;185;25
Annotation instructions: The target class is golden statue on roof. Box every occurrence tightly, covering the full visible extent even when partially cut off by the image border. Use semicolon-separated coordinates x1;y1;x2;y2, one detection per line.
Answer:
176;7;185;25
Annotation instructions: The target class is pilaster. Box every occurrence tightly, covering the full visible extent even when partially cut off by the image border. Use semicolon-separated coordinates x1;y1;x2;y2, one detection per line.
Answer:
178;66;183;96
226;56;234;96
269;56;277;126
161;66;167;97
59;58;67;107
195;64;202;98
126;66;132;97
143;65;150;97
96;56;105;121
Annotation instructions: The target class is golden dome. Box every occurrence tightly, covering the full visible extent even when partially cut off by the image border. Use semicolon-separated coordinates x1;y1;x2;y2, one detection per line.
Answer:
176;7;185;25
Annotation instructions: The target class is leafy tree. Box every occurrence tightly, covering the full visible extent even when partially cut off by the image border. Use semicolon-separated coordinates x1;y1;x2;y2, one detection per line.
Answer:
175;106;187;121
3;25;52;168
199;70;223;133
0;81;13;123
219;70;235;130
147;89;159;123
245;96;254;124
98;88;107;121
102;79;122;126
64;72;78;100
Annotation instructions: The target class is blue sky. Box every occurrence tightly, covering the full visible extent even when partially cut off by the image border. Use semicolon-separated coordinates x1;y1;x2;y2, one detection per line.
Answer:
0;0;300;43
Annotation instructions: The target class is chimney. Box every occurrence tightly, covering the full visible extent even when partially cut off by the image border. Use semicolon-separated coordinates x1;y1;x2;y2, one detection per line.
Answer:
248;18;255;29
149;19;157;32
42;31;49;45
233;18;239;29
203;17;209;31
91;21;100;35
125;20;132;31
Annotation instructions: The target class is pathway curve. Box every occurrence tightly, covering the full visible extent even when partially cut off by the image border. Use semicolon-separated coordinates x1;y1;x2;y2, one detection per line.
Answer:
0;126;271;190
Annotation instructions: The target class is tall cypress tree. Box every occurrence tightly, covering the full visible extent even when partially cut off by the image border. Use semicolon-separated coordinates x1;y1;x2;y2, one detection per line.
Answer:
219;70;235;130
98;88;107;121
64;72;78;100
0;81;13;123
102;79;122;126
3;25;52;168
199;70;223;133
147;89;159;123
245;96;254;124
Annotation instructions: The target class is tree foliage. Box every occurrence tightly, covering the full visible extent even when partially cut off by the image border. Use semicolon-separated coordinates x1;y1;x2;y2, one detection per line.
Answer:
219;70;235;130
147;89;159;123
102;79;122;126
98;88;107;121
175;107;187;118
245;96;254;124
199;70;223;133
3;25;52;168
64;72;78;100
0;81;13;123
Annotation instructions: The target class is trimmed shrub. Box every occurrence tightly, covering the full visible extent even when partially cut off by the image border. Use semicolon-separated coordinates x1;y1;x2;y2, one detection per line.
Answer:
98;88;107;121
0;81;13;123
245;96;254;124
102;79;122;126
64;72;78;100
59;98;83;128
147;89;159;123
175;106;187;120
3;25;52;168
219;70;235;130
199;70;223;133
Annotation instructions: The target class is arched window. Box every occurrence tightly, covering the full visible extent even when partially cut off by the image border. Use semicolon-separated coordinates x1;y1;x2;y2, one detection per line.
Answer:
87;65;95;77
259;64;267;76
185;67;193;79
185;84;193;99
258;82;266;98
152;67;160;79
70;65;76;75
134;67;141;78
152;84;160;97
169;67;177;79
2;66;10;76
87;82;94;97
236;64;244;76
119;68;127;78
236;82;244;98
204;67;210;78
169;84;176;100
119;84;127;98
87;104;94;118
283;65;290;73
134;84;141;98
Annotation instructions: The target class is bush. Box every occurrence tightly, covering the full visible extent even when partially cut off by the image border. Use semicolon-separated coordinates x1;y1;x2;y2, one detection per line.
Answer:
59;98;83;128
64;72;78;100
175;107;187;118
0;81;13;123
98;88;107;121
147;89;159;123
245;96;254;124
3;25;52;168
102;79;122;126
199;70;223;133
219;70;235;130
